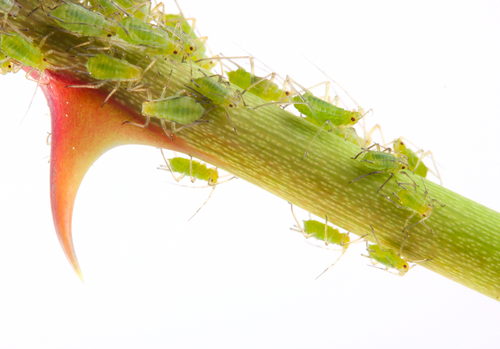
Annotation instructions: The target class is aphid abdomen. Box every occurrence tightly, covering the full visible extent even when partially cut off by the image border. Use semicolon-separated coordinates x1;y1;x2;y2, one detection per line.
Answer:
294;93;348;126
0;34;43;69
117;17;170;49
86;54;141;80
303;220;346;246
168;157;211;182
193;76;231;107
142;96;205;124
362;151;400;172
51;4;114;38
397;189;429;216
227;68;252;90
369;245;405;270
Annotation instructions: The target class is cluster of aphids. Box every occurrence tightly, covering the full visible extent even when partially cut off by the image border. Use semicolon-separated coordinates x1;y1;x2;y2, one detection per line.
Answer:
1;0;446;277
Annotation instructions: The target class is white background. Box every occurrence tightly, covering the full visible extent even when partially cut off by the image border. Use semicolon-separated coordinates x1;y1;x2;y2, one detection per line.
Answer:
1;0;500;348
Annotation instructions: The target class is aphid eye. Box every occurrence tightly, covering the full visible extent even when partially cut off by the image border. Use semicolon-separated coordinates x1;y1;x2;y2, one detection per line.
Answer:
190;46;194;51
351;117;355;122
229;104;234;107
402;166;406;169
43;58;47;62
107;34;112;37
285;91;290;96
404;264;408;268
423;214;427;217
173;50;178;54
400;141;405;145
7;65;11;68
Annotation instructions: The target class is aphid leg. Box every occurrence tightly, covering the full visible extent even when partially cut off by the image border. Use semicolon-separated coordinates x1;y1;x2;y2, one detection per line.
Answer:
364;123;385;148
159;149;186;182
301;119;335;160
369;225;386;251
224;107;238;135
159;119;174;140
133;57;159;88
323;215;330;246
348;170;386;186
289;203;313;239
187;185;216;222
314;248;347;280
20;71;43;124
377;173;395;193
28;0;50;17
101;81;121;107
412;149;443;186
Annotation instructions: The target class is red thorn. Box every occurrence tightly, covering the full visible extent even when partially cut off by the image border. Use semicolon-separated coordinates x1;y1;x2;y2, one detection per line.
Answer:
37;70;180;278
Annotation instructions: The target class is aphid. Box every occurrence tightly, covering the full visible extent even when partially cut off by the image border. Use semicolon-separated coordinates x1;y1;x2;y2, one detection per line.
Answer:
391;137;443;185
289;203;365;279
186;71;253;134
349;143;415;193
362;225;429;276
291;58;374;159
48;3;118;39
227;67;285;102
157;150;234;221
125;70;213;138
0;30;66;119
66;53;151;107
116;16;177;53
382;179;445;248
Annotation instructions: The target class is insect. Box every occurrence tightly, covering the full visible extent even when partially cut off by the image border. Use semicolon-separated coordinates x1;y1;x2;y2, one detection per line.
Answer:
227;67;285;102
66;53;152;107
48;3;118;39
349;143;415;193
186;71;253;134
125;70;213;138
289;203;365;279
391;137;443;185
362;225;429;276
0;30;67;119
157;150;234;221
382;179;445;248
291;57;374;159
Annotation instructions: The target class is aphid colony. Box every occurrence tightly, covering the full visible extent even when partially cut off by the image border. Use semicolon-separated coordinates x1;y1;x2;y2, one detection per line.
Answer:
1;0;446;279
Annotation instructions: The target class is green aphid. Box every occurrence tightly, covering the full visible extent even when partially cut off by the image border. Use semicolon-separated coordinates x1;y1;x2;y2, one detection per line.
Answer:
141;93;210;139
168;157;219;185
116;16;179;55
290;204;365;279
49;3;118;38
158;151;234;221
382;180;445;248
362;225;429;276
227;68;284;102
1;33;49;73
392;137;443;185
67;53;149;107
349;143;415;193
187;73;250;134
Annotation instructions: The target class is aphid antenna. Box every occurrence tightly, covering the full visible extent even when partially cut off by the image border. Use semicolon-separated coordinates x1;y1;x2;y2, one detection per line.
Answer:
228;39;287;82
301;54;365;113
19;73;43;125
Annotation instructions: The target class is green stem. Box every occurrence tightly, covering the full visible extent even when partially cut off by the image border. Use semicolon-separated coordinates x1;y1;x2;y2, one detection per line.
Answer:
10;0;500;300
